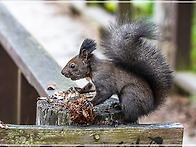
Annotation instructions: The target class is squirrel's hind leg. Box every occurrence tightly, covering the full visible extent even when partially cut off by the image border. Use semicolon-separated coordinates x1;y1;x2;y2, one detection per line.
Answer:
119;85;154;124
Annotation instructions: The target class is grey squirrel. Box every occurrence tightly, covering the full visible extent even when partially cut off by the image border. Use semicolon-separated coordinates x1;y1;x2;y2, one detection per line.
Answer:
61;19;173;123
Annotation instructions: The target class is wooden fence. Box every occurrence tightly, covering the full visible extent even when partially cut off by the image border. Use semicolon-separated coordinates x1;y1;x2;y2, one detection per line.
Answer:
0;3;74;125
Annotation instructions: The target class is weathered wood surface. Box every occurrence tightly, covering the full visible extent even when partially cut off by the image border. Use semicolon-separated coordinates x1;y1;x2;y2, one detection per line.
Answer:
174;72;196;95
36;98;123;126
0;3;75;97
0;122;183;146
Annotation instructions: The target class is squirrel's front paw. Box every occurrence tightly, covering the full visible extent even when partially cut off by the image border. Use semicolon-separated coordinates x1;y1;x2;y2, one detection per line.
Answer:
64;87;81;99
68;87;82;93
110;102;121;110
90;99;96;106
74;87;83;93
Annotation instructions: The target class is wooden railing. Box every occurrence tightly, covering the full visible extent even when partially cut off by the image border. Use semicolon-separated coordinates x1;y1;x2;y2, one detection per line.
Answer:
0;3;74;125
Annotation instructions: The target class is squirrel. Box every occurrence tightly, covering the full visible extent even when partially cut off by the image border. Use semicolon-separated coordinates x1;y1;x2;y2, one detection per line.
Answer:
61;19;173;123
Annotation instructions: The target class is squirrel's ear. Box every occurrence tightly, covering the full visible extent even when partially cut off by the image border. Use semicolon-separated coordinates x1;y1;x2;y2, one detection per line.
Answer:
79;38;96;61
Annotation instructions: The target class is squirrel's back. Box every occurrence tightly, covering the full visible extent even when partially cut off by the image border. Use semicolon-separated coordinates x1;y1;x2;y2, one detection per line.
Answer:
101;19;173;108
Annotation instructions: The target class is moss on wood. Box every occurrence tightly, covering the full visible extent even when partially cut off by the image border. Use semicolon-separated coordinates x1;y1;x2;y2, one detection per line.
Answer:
0;123;183;146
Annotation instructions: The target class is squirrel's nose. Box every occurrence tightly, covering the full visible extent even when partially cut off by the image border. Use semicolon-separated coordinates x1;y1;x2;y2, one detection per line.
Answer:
61;68;70;78
61;69;64;75
61;69;66;76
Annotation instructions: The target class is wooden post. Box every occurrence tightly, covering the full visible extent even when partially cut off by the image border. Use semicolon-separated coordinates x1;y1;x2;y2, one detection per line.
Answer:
36;98;123;126
172;2;193;70
118;0;132;20
17;71;39;125
0;44;18;124
153;1;176;69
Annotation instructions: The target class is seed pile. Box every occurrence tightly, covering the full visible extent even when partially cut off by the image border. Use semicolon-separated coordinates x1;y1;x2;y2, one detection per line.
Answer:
65;95;95;124
37;87;96;124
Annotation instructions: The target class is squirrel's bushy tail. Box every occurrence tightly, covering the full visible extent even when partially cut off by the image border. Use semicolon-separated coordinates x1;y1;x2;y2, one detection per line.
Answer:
101;18;173;108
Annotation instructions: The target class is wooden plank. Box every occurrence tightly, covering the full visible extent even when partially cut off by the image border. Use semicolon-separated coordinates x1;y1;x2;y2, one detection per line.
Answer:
0;3;75;97
0;122;183;146
0;44;18;124
174;72;196;95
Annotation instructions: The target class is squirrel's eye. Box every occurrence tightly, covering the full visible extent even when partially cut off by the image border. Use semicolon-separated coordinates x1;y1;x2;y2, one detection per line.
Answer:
70;63;75;68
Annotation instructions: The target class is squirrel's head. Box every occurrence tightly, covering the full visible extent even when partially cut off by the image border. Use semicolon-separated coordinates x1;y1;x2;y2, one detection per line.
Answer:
61;38;96;81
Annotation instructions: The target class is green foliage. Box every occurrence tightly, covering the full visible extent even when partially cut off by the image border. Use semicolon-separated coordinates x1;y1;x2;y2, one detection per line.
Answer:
132;0;154;18
190;93;196;101
86;0;117;13
104;2;117;13
191;4;196;72
86;0;154;17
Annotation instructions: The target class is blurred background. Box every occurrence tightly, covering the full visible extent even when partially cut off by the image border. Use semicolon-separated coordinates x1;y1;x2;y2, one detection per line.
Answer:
0;0;196;145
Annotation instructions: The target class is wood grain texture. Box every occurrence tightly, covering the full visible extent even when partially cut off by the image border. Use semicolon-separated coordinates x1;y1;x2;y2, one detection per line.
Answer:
0;3;75;97
0;122;183;146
